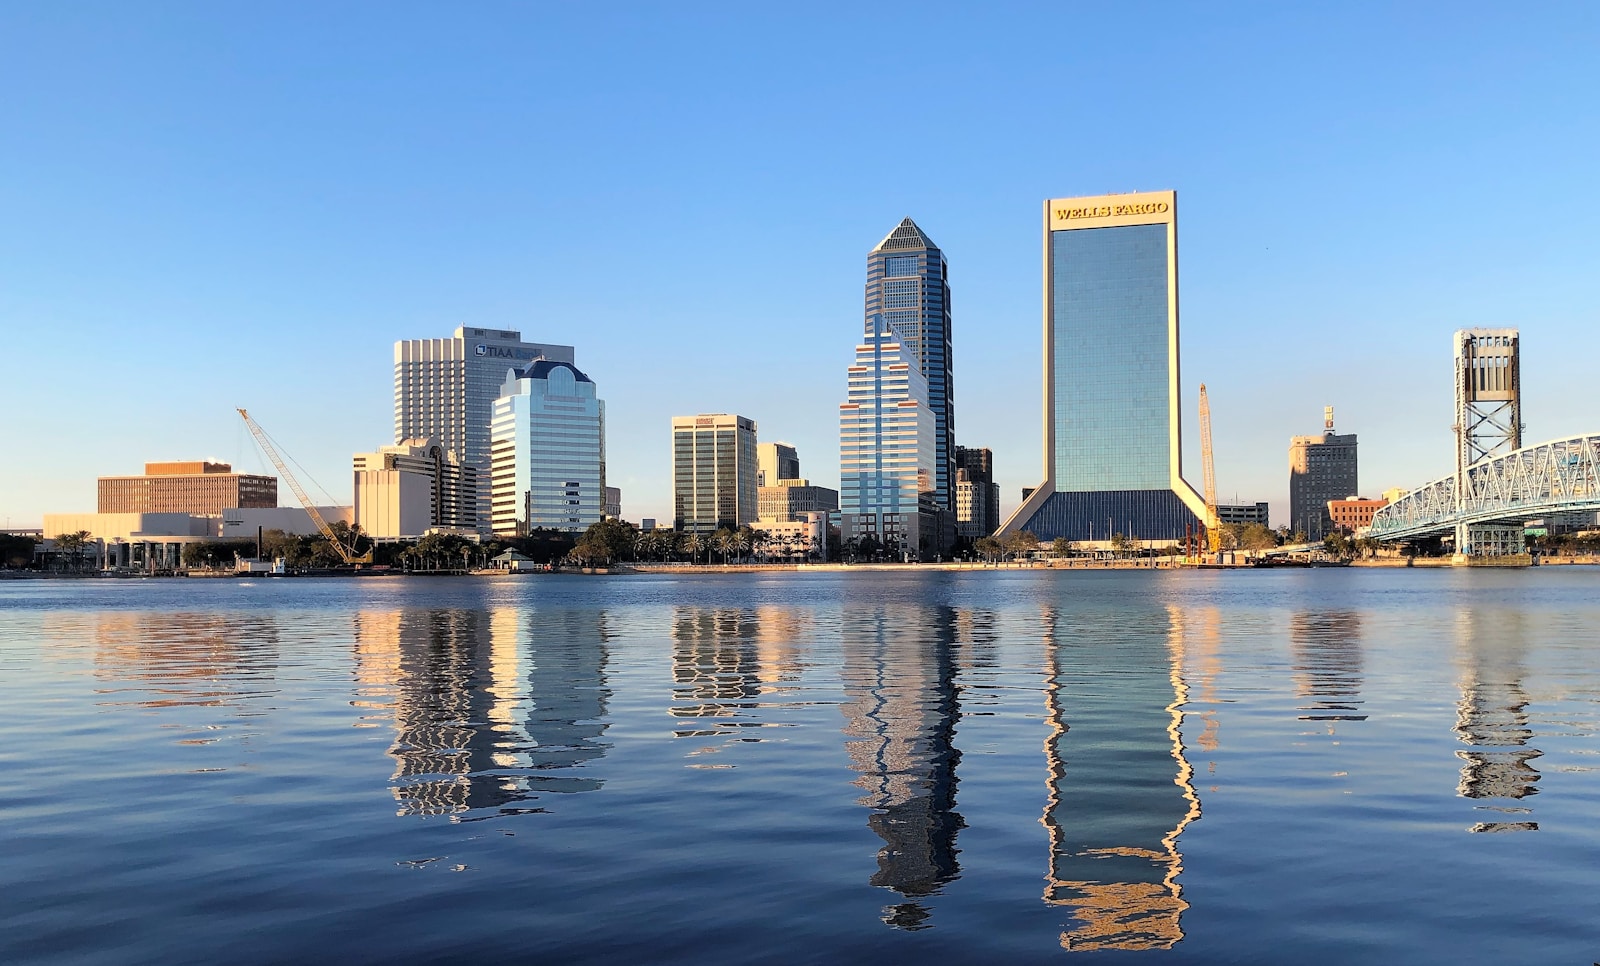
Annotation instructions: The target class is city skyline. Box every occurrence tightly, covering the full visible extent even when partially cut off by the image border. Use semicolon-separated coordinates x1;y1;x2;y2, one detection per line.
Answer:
4;6;1598;530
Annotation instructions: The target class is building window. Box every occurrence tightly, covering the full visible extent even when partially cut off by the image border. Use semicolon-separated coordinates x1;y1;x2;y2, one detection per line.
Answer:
883;255;920;277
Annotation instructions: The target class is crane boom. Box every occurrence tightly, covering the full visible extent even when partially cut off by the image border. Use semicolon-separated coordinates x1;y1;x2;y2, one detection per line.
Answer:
237;408;364;565
1198;384;1221;553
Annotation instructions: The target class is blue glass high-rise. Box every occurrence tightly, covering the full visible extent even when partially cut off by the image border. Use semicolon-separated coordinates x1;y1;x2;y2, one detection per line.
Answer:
865;218;954;514
1003;192;1207;545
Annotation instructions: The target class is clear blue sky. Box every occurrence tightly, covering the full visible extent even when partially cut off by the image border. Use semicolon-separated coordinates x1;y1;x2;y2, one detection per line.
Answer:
4;3;1598;530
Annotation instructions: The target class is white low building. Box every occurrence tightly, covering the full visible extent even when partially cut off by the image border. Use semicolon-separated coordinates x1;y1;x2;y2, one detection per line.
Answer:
756;511;829;561
221;506;352;540
40;512;219;570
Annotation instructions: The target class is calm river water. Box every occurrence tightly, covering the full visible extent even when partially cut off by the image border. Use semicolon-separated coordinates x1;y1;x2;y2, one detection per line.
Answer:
2;569;1598;964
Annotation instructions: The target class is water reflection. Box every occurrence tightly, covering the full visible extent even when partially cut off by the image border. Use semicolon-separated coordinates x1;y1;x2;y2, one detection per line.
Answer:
1040;603;1200;952
839;605;964;930
353;607;610;818
1454;610;1541;832
80;611;281;710
1291;611;1367;725
670;608;764;737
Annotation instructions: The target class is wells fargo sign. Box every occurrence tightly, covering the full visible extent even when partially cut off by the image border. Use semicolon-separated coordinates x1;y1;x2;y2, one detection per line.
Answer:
1049;192;1175;230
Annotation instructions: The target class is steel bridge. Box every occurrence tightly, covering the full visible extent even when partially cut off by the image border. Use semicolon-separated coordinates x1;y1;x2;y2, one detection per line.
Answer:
1367;432;1600;551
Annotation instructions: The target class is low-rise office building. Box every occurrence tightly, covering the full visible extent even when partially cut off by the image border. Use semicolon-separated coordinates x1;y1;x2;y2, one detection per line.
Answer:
355;439;479;540
98;461;277;516
758;479;840;523
1328;497;1388;532
954;447;1001;540
757;512;830;561
221;506;354;541
1216;502;1271;528
41;512;220;570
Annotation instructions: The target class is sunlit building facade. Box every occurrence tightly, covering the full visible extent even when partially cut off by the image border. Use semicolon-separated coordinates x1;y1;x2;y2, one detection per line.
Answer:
353;438;478;540
98;461;276;516
756;442;800;487
1002;191;1206;544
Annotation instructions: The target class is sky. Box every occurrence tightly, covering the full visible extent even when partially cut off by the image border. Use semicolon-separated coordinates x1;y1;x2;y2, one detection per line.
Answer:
3;3;1598;530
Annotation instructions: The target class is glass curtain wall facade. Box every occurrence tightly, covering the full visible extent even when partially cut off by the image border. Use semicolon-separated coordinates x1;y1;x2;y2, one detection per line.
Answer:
840;314;938;559
866;218;954;514
489;361;605;536
395;326;576;533
1002;191;1206;544
671;415;758;533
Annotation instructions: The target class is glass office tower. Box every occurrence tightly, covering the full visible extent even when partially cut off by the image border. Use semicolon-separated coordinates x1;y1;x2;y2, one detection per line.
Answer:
865;218;954;514
396;326;576;533
1003;191;1207;544
840;314;939;559
489;361;606;536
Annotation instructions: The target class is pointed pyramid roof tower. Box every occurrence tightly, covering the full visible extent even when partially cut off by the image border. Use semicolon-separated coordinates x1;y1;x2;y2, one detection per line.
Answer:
871;217;939;253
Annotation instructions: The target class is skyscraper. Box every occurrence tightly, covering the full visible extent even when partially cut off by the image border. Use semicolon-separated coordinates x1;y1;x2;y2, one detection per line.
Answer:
866;218;954;513
489;361;606;535
840;314;939;559
1001;191;1207;544
671;414;758;533
394;326;576;532
1288;407;1358;541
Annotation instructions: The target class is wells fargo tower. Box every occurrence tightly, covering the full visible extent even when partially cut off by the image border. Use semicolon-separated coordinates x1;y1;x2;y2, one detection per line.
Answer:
1001;191;1206;544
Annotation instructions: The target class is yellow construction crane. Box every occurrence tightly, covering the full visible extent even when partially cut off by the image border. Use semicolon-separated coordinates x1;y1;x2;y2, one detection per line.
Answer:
1198;384;1221;553
237;408;369;565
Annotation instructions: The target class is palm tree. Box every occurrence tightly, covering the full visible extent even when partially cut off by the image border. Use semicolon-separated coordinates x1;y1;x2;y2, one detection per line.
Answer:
53;530;93;572
712;527;740;564
680;531;707;564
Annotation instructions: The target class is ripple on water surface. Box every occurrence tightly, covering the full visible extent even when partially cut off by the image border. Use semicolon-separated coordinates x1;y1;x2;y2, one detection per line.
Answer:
1;569;1599;964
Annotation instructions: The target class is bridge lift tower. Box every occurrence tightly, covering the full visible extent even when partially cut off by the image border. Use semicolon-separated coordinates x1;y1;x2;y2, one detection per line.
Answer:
1453;329;1523;555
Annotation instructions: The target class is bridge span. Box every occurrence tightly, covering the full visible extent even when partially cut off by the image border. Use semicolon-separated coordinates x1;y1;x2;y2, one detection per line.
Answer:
1367;432;1600;552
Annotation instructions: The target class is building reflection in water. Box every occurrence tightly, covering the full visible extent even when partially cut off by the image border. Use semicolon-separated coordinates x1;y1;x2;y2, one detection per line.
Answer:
669;606;807;741
79;611;282;710
353;607;611;818
1453;609;1540;832
839;605;964;931
1040;603;1200;952
1290;611;1367;727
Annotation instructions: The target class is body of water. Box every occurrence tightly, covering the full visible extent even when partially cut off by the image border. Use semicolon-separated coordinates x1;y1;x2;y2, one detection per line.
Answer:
2;569;1598;964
